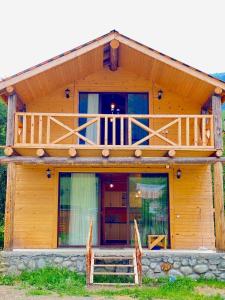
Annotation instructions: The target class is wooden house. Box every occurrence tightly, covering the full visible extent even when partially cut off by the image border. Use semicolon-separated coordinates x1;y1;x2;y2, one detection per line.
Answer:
0;30;224;257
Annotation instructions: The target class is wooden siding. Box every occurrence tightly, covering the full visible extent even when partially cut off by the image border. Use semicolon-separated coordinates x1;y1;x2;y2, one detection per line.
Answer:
13;165;57;248
12;164;215;250
171;165;215;249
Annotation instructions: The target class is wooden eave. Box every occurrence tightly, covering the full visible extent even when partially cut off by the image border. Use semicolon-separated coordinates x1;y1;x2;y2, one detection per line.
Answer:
1;30;225;103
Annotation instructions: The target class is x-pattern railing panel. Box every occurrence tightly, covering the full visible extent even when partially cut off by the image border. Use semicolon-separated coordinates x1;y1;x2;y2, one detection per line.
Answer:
14;112;215;149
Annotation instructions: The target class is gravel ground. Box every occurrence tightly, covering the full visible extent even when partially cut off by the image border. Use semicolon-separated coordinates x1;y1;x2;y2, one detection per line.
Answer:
0;286;133;300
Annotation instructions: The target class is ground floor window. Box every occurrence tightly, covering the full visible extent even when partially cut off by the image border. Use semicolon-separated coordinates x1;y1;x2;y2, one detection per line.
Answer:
58;173;169;247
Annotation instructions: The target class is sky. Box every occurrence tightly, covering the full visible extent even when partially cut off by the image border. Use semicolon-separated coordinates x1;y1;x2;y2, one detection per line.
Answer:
1;0;225;79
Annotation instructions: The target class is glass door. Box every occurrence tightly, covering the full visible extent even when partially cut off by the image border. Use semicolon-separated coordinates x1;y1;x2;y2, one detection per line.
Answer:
58;173;99;246
129;174;169;247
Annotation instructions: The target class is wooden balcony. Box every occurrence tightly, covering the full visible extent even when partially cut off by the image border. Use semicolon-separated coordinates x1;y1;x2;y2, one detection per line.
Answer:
12;112;215;157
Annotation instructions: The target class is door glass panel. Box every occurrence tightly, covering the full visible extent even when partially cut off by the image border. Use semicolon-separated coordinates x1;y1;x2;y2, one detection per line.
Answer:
129;174;169;247
128;93;149;145
58;173;99;246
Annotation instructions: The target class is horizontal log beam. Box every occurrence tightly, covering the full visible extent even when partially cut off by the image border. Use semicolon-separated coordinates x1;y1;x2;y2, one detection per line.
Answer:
0;156;225;165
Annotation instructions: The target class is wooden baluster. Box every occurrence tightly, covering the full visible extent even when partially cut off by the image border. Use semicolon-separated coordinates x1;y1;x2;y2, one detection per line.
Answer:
202;117;206;146
96;117;100;145
38;115;43;145
210;116;214;147
120;116;124;146
186;117;190;146
47;116;50;144
14;114;18;144
178;117;182;146
30;114;35;144
194;117;198;146
112;117;116;145
128;117;132;145
22;115;26;144
104;116;108;146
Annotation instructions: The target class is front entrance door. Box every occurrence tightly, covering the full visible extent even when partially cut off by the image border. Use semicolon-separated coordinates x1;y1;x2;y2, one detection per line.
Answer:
101;174;129;246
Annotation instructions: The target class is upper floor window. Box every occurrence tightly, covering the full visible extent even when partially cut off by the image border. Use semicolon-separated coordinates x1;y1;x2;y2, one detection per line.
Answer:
79;92;149;145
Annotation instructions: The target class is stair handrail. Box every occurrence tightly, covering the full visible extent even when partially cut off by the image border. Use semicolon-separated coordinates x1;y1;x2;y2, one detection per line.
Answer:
134;219;143;285
86;219;93;286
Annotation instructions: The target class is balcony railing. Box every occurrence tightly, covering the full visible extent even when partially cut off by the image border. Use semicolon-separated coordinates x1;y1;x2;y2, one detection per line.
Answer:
14;113;214;149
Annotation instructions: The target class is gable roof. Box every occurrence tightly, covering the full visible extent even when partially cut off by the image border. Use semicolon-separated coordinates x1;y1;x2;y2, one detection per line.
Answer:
1;30;225;98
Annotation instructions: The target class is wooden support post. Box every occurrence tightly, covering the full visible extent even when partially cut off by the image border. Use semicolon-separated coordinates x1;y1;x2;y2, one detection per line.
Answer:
68;147;77;157
109;40;119;71
102;149;110;158
6;93;17;146
36;148;48;157
212;93;223;150
213;162;225;250
4;163;16;250
6;86;25;112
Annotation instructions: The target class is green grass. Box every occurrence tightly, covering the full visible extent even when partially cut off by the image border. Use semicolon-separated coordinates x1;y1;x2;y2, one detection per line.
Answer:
0;267;225;299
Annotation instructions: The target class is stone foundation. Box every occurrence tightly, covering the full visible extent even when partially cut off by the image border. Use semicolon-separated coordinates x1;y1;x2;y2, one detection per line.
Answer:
1;250;225;280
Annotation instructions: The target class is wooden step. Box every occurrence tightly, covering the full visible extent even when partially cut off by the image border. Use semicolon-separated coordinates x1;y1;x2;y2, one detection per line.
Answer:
94;256;133;260
93;272;135;276
94;264;134;268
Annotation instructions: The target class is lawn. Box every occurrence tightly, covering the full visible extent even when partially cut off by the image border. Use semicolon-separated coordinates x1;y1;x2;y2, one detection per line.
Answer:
1;267;225;299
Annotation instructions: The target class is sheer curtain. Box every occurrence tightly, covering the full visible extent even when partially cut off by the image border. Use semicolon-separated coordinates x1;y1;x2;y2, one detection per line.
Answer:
86;94;99;144
68;173;99;246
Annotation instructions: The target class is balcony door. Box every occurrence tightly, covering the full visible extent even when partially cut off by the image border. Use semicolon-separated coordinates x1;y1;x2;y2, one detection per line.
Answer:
79;92;149;145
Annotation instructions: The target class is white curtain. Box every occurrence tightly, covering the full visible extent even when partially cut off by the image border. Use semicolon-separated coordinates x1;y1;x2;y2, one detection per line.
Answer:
68;173;99;245
86;94;99;144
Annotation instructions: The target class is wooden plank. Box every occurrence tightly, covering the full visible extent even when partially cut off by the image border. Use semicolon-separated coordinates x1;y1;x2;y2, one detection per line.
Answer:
104;117;108;146
14;113;18;145
112;117;116;145
194;117;198;146
6;93;17;146
22;115;26;144
212;94;223;149
214;162;225;250
186;117;189;146
30;114;35;144
120;117;124;146
4;163;16;250
46;116;50;144
178;117;182;146
38;115;43;144
202;117;206;146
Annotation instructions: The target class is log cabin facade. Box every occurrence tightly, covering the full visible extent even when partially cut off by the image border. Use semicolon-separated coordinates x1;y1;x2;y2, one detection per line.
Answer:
0;30;225;253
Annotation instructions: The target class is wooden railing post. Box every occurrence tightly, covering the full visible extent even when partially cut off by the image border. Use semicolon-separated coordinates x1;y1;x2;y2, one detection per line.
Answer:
212;93;223;150
213;162;225;250
4;163;16;250
86;220;93;286
6;93;17;146
134;219;143;285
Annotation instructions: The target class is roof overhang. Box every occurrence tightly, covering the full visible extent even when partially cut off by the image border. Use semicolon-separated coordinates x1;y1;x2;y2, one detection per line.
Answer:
1;30;225;102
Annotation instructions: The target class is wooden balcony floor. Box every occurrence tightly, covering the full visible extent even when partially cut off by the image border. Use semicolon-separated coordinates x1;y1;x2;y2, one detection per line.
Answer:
13;146;215;158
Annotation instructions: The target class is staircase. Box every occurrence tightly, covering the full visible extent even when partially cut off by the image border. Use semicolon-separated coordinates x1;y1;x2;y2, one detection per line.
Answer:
86;220;143;286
